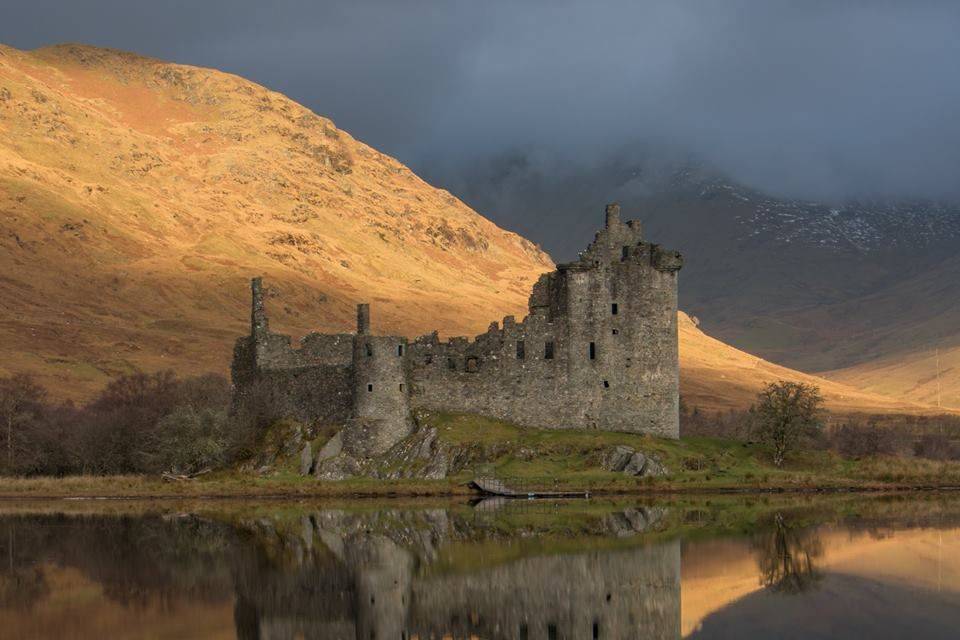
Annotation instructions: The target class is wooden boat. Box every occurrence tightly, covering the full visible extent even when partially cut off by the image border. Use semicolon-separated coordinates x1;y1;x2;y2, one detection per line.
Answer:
470;476;590;499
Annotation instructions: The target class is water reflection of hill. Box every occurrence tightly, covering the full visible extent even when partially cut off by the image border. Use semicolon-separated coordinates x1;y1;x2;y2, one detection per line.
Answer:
689;572;960;639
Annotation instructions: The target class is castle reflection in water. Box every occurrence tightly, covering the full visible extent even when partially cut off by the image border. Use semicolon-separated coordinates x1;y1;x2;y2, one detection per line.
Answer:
0;502;680;640
233;508;679;640
7;497;958;639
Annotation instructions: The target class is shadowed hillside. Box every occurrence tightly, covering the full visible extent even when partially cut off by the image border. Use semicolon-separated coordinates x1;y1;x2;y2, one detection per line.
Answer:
676;312;928;414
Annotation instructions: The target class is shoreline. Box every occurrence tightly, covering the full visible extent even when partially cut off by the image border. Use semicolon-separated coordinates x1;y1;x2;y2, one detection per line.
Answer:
1;478;959;501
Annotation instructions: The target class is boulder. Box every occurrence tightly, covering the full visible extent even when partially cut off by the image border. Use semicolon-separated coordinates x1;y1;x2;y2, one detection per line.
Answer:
299;443;313;475
640;456;669;478
421;448;449;479
315;431;343;462
314;453;361;480
603;445;635;472
623;452;647;476
417;428;437;459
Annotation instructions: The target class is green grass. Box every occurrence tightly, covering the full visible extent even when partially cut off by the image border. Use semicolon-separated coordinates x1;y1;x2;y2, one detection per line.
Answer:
421;411;960;492
2;411;960;498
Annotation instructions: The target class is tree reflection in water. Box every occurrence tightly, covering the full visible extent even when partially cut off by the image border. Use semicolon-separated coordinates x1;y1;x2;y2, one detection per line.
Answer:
753;512;823;594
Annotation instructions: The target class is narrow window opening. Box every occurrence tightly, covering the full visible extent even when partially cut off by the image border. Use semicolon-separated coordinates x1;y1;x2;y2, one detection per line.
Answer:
612;329;619;335
603;380;610;388
447;357;457;371
399;383;404;392
367;384;373;392
516;340;525;359
544;341;555;360
519;624;528;640
611;302;618;315
548;624;558;640
397;344;404;356
365;343;373;357
593;621;600;639
589;342;596;360
621;246;629;260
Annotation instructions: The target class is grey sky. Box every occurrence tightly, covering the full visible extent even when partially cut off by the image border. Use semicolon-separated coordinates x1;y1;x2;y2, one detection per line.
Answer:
3;1;959;255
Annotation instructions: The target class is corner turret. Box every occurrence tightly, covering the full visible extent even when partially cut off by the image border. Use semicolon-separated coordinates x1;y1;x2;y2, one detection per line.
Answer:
345;305;414;456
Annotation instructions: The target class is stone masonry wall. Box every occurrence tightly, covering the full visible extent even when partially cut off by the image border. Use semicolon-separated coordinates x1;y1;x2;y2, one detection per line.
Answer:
230;204;682;441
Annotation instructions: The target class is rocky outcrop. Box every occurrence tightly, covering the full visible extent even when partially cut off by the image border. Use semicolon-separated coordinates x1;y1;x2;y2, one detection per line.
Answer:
601;445;670;478
313;426;452;481
239;419;316;475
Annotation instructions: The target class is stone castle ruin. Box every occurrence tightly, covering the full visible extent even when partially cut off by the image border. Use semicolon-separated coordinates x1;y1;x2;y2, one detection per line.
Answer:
232;203;683;461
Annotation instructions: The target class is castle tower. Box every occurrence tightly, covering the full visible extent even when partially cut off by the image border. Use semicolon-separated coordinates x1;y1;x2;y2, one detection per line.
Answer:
344;304;413;456
558;203;681;437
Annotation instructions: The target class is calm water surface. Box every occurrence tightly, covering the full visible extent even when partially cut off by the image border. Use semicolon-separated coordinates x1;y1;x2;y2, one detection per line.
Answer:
1;494;959;639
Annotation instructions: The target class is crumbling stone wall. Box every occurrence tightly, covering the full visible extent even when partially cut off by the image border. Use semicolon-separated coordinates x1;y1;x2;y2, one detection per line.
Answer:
230;203;682;444
405;203;681;437
231;279;354;427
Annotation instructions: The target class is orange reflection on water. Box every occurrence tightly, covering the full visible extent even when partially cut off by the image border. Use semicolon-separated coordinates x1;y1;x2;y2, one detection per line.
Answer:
681;526;960;637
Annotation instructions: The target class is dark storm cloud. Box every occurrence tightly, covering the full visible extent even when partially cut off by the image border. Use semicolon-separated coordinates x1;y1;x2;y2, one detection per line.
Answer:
3;0;960;252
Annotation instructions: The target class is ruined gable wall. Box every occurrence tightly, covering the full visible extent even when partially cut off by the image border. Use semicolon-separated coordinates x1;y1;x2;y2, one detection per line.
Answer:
231;327;354;427
232;358;353;427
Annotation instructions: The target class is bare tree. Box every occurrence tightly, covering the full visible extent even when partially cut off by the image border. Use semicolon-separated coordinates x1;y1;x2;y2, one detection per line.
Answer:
752;381;824;467
0;375;47;473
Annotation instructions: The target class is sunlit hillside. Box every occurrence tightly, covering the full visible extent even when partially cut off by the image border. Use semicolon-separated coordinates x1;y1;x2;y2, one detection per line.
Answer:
0;43;550;397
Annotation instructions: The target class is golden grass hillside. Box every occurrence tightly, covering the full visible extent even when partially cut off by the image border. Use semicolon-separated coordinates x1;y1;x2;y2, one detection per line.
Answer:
824;343;960;410
0;43;550;397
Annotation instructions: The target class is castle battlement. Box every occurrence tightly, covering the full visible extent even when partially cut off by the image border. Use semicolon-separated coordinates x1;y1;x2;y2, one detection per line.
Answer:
231;203;683;456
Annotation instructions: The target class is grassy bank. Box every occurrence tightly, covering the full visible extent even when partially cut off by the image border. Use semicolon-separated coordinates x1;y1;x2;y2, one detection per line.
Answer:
2;412;960;498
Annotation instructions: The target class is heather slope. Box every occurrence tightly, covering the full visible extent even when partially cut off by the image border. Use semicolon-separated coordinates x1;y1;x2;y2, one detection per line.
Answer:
0;43;550;397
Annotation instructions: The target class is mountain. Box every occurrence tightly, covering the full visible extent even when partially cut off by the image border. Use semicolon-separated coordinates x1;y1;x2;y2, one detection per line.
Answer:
641;172;960;374
0;44;933;415
642;172;960;409
0;43;550;397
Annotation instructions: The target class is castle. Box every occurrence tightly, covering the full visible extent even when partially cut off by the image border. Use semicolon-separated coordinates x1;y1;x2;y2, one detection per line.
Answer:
231;203;682;455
